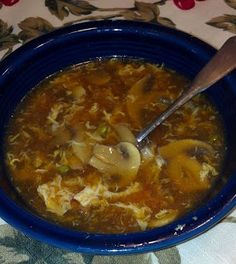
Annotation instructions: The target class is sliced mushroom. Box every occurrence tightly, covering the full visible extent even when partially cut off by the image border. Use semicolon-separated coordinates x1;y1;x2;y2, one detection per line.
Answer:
158;139;216;192
159;139;214;160
113;124;136;144
129;74;154;96
126;74;159;127
89;142;141;187
72;141;93;164
167;154;210;192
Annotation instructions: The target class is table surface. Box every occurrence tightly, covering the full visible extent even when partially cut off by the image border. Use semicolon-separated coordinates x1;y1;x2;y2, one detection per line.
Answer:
0;0;236;263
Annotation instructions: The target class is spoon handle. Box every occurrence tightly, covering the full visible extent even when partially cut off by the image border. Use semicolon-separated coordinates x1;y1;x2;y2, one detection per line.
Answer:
136;36;236;143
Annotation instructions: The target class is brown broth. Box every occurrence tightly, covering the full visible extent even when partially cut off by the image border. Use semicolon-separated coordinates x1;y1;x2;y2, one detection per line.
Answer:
5;58;225;233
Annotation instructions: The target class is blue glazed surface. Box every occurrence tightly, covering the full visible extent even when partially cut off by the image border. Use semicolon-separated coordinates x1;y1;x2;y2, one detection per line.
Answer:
0;20;236;255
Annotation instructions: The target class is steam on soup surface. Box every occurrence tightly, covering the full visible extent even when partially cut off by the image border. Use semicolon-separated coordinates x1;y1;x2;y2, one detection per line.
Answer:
5;58;224;233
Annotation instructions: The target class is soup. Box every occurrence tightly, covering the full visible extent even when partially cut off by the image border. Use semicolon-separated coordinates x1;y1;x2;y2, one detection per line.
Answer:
5;58;224;233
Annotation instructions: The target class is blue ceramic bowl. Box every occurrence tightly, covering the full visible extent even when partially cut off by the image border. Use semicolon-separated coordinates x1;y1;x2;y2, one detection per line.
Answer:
0;20;236;255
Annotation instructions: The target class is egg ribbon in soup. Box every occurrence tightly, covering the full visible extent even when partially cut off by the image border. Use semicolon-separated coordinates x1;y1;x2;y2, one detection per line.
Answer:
5;58;224;233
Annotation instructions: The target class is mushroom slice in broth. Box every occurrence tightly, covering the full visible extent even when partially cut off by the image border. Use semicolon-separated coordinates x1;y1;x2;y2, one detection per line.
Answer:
113;124;136;145
5;58;224;233
89;142;141;187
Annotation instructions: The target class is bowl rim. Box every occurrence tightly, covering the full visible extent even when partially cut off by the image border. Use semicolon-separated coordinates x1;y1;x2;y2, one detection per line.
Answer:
0;20;236;255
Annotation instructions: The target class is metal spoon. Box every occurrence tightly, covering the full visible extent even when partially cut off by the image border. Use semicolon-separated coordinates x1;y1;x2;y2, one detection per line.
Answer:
136;36;236;145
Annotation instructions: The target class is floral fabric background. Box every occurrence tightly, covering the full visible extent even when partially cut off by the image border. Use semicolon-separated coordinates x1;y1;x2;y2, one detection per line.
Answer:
0;0;236;263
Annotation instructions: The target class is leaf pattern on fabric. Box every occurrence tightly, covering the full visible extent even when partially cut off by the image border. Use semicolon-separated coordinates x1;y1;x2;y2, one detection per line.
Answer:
119;1;175;27
154;246;181;264
60;252;86;263
15;232;45;261
120;2;160;22
155;0;168;5
206;14;236;34
13;226;90;264
0;245;29;264
91;254;152;264
18;17;55;42
45;0;97;20
81;254;95;264
63;1;175;28
225;0;236;9
0;224;88;264
157;17;176;27
223;216;236;223
0;19;19;57
0;226;30;263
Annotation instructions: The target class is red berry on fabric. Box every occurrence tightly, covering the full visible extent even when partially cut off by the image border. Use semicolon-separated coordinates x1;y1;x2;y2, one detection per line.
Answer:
173;0;195;10
0;0;20;6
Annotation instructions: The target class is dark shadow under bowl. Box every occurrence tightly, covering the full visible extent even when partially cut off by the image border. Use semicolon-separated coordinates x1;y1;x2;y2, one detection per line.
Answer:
0;20;236;255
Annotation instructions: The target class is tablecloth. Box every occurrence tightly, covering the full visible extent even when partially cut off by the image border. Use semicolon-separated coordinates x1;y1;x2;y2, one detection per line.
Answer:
0;0;236;263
